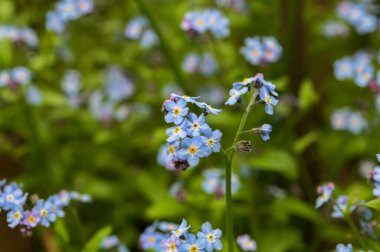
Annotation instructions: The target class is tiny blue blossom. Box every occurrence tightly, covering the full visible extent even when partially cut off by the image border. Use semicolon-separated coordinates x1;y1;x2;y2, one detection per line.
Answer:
197;222;222;251
186;113;210;137
172;219;191;237
315;182;334;208
33;199;57;227
336;243;352;252
162;235;181;252
225;85;248;105
100;235;120;249
178;136;209;166
6;206;23;228
167;125;187;143
236;235;257;251
46;11;65;33
0;183;27;211
11;67;31;85
259;86;278;115
201;129;222;155
179;234;206;252
26;85;43;105
331;196;356;218
164;99;189;125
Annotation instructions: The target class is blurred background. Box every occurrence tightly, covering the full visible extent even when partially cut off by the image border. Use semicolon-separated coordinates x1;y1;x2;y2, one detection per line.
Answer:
0;0;379;251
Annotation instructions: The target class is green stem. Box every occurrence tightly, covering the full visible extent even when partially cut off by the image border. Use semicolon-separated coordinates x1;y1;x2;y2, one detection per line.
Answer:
133;0;190;94
223;91;259;252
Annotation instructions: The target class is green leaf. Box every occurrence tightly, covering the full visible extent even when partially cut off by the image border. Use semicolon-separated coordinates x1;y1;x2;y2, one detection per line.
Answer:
271;197;321;223
54;219;69;243
0;1;14;21
293;131;319;153
82;226;112;252
298;80;318;111
366;199;380;211
249;148;298;180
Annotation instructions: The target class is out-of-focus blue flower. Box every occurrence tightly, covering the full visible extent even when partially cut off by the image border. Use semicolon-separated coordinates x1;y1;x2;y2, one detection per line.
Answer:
201;129;222;155
172;219;190;237
77;0;93;15
139;229;166;250
179;233;206;252
182;53;217;77
56;0;81;22
337;1;377;34
26;85;42;105
331;108;349;130
346;111;366;134
158;222;179;232
178;136;208;166
164;99;189;125
61;70;81;98
315;182;334;208
197;222;222;251
258;124;272;141
185;113;210;137
125;17;148;39
331;196;356;218
140;29;158;48
202;170;221;194
0;26;38;47
336;243;352;252
6;206;23;228
105;66;134;103
240;36;282;66
322;21;349;38
0;183;27;211
46;11;66;33
334;57;355;80
11;67;31;85
236;235;257;251
181;9;229;39
354;66;373;87
100;235;120;249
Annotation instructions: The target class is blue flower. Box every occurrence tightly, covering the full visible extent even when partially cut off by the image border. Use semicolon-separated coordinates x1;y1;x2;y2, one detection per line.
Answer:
179;234;206;252
194;102;222;115
172;219;190;237
33;199;57;227
178;136;208;166
186;113;210;137
22;209;40;228
56;0;81;22
191;12;209;34
158;222;179;232
26;85;42;105
354;66;373;87
164;99;189;125
0;183;27;211
259;124;272;141
336;243;352;252
11;67;31;85
6;206;23;228
377;154;380;162
162;235;181;252
201;129;222;155
46;11;65;33
346;111;366;134
77;0;93;15
140;29;158;48
315;182;334;208
225;85;248;105
100;235;120;249
167;124;187;142
46;195;65;218
259;86;278;115
171;93;200;104
236;235;257;251
197;222;222;251
240;37;262;65
202;170;221;194
331;196;356;219
139;229;166;250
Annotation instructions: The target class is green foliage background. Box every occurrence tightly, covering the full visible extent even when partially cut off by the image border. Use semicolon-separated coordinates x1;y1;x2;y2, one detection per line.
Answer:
0;0;379;251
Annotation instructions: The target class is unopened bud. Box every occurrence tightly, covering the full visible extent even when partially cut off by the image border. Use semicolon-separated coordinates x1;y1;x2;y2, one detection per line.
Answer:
173;160;190;171
236;140;252;153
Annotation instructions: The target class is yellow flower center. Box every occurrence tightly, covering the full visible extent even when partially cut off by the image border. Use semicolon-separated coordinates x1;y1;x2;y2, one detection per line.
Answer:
14;211;21;219
174;127;181;134
169;243;177;250
173;107;181;116
207;233;216;242
266;50;273;58
188;145;198;155
6;194;14;202
251;49;260;57
196;19;205;26
40;209;48;217
190;245;199;252
182;95;189;98
28;215;36;223
169;145;176;154
207;138;215;147
265;95;271;104
175;230;181;236
147;236;155;244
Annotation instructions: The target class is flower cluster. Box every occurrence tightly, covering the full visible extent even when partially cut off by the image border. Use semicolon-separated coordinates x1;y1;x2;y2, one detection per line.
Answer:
89;66;134;124
334;51;375;87
0;26;38;48
124;17;158;49
315;182;334;208
331;195;356;218
321;21;349;38
336;0;377;34
202;169;240;197
336;243;352;252
0;67;42;105
46;0;93;33
330;108;367;134
161;94;222;170
225;73;279;115
240;36;282;66
100;235;130;252
237;234;257;251
0;180;91;235
139;219;223;252
182;53;217;77
181;9;230;38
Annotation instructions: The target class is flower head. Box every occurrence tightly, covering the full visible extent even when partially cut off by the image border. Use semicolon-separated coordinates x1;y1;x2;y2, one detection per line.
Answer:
236;235;257;251
172;219;190;237
315;182;334;208
197;222;222;251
